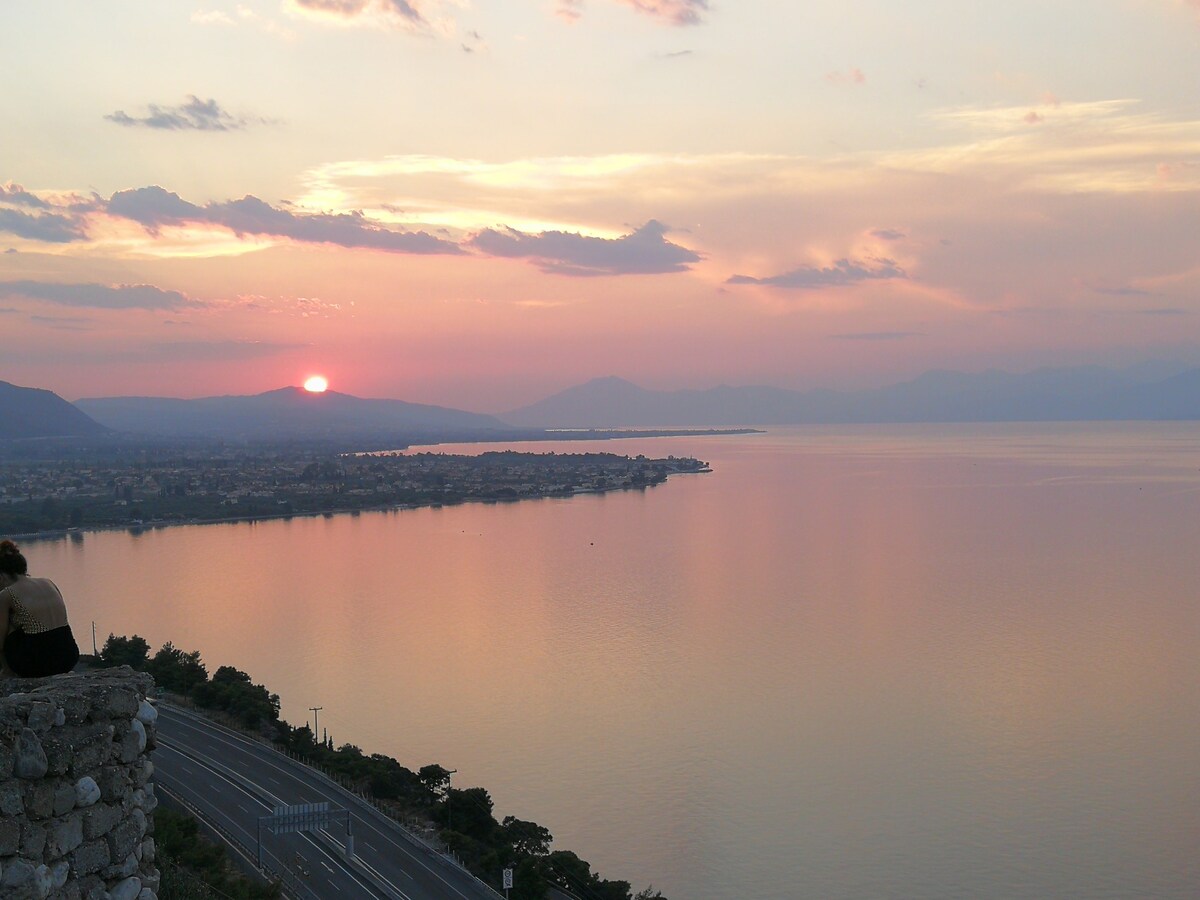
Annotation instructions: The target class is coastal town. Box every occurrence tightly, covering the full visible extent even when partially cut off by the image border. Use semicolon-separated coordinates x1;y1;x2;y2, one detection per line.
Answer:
0;444;710;536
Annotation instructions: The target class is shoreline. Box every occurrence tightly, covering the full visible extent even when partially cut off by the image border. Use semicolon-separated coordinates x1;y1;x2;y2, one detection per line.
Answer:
14;464;711;544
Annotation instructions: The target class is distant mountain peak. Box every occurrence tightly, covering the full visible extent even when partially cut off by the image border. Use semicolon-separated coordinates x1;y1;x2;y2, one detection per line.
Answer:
0;380;108;439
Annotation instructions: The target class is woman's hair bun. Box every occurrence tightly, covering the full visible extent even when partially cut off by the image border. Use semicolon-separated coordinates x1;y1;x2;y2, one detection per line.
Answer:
0;539;28;575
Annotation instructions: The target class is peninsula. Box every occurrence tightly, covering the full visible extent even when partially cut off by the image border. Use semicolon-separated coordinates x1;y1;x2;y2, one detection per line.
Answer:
0;442;711;537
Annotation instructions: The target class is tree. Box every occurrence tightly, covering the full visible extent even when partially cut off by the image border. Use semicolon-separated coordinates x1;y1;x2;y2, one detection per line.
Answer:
418;764;452;802
147;643;208;695
500;816;552;858
192;665;280;728
438;787;497;843
97;634;150;669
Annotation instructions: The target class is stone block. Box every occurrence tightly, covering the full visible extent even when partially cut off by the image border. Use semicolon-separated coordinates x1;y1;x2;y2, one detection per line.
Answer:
41;734;74;776
49;860;69;890
139;836;155;864
0;779;23;816
46;812;84;859
74;776;100;808
109;875;142;900
0;734;15;778
105;816;143;862
0;815;20;854
21;821;47;857
27;701;57;732
95;765;131;802
77;873;107;899
0;858;35;892
135;701;157;726
103;852;138;880
53;781;77;817
137;889;157;900
34;863;53;897
81;802;122;840
59;694;90;725
130;719;147;753
23;780;56;819
133;758;152;788
117;729;141;765
14;728;49;779
67;726;114;776
68;838;110;876
105;690;139;719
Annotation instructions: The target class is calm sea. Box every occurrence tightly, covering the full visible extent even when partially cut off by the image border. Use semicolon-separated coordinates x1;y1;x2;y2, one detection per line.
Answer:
26;424;1200;899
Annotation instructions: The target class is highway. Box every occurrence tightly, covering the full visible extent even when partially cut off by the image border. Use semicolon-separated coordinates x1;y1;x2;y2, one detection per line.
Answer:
153;704;500;900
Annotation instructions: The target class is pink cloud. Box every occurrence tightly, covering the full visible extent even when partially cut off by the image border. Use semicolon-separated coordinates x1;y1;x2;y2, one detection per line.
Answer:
559;0;709;26
825;68;866;86
1156;160;1199;180
556;0;584;22
618;0;708;25
1024;111;1044;125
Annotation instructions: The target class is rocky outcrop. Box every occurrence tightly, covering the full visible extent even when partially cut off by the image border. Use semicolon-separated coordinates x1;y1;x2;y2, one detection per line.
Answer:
0;668;158;900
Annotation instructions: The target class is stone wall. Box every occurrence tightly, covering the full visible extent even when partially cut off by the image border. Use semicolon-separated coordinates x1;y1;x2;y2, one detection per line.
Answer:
0;668;158;900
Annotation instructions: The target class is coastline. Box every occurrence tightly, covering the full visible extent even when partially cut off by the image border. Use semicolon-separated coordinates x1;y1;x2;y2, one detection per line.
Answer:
14;463;711;544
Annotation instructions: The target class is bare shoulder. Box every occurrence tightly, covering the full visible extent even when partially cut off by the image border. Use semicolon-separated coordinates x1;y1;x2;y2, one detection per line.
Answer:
24;577;64;602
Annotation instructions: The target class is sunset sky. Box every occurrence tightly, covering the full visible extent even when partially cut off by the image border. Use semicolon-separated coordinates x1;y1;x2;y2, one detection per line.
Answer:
3;1;1200;411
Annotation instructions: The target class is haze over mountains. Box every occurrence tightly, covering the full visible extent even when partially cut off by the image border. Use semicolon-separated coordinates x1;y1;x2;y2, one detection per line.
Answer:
3;364;1200;442
502;364;1200;427
75;387;505;439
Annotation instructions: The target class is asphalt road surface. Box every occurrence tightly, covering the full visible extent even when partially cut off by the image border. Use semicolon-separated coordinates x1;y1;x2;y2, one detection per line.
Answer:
153;703;500;900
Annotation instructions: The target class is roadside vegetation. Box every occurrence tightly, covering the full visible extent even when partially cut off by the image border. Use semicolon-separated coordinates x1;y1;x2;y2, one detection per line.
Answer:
156;808;282;900
97;634;667;900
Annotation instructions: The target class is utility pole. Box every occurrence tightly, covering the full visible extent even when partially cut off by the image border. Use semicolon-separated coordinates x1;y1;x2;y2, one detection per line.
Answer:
309;707;323;740
446;769;458;830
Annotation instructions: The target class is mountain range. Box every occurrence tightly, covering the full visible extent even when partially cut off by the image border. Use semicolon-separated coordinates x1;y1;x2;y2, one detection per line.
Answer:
502;365;1200;427
3;364;1200;443
74;387;506;439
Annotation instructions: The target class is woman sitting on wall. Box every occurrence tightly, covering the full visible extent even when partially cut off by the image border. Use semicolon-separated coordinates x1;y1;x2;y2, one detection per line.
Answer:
0;539;80;676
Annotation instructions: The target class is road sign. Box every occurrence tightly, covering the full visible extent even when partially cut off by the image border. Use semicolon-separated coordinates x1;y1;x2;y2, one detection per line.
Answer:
266;801;332;834
503;868;514;889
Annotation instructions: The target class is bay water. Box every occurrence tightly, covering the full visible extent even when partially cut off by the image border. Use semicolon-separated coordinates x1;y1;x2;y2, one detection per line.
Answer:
26;424;1200;898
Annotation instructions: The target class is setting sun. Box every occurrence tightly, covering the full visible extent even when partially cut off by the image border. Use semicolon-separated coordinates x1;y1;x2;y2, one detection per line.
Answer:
303;375;329;393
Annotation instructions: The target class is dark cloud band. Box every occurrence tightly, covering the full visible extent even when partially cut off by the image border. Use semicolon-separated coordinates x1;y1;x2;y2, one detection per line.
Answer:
469;220;700;276
105;185;463;254
105;96;255;132
728;258;906;289
0;280;193;310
